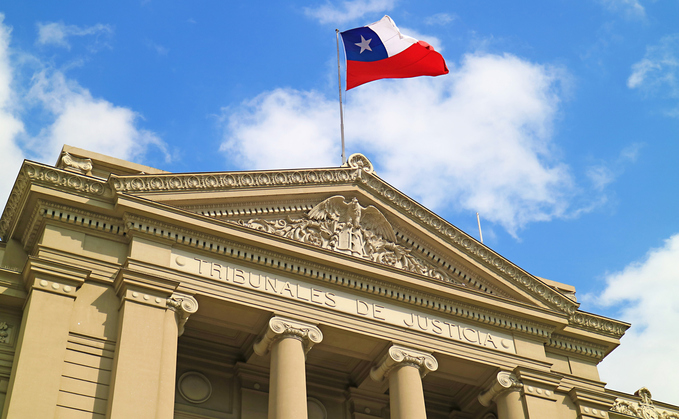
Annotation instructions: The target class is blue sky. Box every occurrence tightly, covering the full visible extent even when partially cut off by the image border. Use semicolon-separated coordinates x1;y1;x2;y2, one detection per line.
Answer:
1;0;679;404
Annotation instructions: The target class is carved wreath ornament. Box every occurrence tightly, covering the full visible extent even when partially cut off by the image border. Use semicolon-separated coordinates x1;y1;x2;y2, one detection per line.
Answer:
236;195;456;283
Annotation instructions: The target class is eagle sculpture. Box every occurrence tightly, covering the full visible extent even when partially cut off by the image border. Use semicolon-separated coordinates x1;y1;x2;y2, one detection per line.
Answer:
308;196;396;243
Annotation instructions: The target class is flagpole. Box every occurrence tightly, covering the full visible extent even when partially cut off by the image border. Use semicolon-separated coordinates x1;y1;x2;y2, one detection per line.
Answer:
335;29;346;166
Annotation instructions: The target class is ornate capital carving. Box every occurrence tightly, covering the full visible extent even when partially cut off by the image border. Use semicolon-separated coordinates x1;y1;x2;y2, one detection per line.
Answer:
370;344;438;382
167;293;199;336
253;316;323;356
478;371;523;407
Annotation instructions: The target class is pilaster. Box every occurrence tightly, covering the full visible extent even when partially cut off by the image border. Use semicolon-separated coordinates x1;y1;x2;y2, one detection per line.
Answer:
107;269;198;419
514;368;561;419
1;258;88;419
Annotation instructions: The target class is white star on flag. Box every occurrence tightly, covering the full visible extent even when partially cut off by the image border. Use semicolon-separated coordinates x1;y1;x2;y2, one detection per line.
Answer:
355;35;372;53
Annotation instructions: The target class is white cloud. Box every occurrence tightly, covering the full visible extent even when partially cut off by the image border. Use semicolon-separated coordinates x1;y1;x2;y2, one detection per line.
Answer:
628;35;679;96
0;14;167;210
36;21;113;50
27;69;168;164
424;13;456;26
221;88;340;169
399;27;443;52
304;0;396;25
145;39;169;56
598;0;646;19
223;52;574;235
0;14;27;206
586;143;643;191
595;234;679;405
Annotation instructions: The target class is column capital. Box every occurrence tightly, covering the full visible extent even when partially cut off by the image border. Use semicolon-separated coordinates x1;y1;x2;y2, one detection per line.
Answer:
167;292;199;336
253;316;323;356
370;344;438;382
478;371;523;407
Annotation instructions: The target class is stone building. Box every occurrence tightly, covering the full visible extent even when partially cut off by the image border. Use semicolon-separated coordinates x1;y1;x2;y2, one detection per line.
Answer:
0;145;676;419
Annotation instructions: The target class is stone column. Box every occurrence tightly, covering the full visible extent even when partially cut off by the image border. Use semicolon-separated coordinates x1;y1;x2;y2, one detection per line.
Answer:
370;345;438;419
478;371;525;419
1;258;88;419
156;293;199;419
106;270;198;419
253;316;323;419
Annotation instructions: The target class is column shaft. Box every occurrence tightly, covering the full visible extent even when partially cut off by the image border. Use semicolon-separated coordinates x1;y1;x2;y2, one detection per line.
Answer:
107;299;167;419
388;364;428;419
370;345;438;419
253;316;323;419
155;308;181;419
269;336;308;419
106;274;197;419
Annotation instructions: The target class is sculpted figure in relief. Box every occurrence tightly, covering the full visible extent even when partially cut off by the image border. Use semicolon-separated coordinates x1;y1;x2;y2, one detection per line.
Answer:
236;195;457;284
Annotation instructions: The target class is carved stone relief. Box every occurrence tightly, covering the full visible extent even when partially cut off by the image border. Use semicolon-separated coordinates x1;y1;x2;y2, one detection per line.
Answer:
611;388;679;419
233;195;460;285
58;151;93;175
0;321;12;345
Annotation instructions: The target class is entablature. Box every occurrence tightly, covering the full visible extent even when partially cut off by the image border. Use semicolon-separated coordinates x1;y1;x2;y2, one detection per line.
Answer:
0;156;631;349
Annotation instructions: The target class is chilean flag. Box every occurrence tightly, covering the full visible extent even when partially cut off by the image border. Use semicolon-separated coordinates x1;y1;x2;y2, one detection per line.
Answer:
340;16;449;90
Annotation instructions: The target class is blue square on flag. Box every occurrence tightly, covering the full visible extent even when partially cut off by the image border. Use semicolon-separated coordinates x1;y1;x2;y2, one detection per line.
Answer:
341;27;388;62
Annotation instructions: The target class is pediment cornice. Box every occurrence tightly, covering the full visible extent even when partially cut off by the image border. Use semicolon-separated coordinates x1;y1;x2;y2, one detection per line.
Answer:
0;157;630;340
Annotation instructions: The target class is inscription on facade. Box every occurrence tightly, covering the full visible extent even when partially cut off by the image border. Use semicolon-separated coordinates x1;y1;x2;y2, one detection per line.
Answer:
173;251;516;353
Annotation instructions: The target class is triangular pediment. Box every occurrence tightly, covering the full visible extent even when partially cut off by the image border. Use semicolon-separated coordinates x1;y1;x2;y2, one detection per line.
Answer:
105;153;573;313
1;150;629;349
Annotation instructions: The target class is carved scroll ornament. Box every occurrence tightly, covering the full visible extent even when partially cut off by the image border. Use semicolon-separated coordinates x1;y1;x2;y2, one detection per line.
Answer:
253;316;323;356
167;293;199;337
236;195;458;284
370;345;438;381
611;388;679;419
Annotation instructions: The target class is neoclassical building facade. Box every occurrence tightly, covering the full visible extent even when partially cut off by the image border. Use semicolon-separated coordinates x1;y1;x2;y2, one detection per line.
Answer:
0;145;676;419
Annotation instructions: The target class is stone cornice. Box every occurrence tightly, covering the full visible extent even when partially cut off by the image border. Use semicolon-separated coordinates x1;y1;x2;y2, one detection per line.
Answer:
109;167;361;194
547;333;609;360
23;200;126;252
123;213;559;340
0;161;113;241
